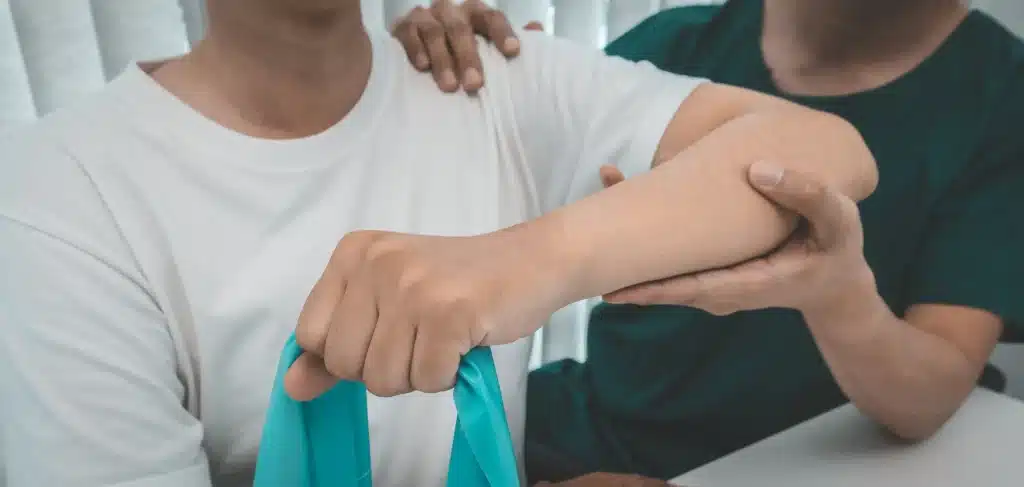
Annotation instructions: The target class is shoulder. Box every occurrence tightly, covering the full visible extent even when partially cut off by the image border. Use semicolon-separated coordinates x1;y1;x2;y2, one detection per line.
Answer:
952;10;1024;106
0;84;141;266
962;14;1024;166
493;29;699;86
487;30;603;72
605;5;723;64
917;12;1024;179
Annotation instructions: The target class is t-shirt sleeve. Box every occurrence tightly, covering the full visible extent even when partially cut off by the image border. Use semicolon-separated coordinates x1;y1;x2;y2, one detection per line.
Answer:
495;30;707;212
905;100;1024;341
0;138;212;487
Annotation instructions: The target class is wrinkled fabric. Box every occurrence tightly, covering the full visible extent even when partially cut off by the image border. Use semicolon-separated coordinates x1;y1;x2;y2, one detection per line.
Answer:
254;334;519;487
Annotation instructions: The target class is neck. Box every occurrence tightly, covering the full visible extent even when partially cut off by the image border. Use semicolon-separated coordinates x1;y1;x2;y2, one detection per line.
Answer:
157;0;371;138
763;0;967;69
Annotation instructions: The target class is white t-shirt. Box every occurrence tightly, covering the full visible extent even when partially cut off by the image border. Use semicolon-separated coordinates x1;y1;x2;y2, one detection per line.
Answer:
0;32;703;487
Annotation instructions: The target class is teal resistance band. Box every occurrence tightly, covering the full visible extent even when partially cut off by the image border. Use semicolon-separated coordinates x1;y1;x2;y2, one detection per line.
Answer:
254;334;521;487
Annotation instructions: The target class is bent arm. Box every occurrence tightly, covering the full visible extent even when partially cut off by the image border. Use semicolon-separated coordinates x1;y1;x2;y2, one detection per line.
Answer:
520;82;878;302
809;299;1003;440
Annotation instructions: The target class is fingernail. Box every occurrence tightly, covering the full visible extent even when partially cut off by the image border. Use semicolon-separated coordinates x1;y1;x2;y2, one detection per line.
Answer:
440;69;457;88
750;161;784;188
503;37;520;53
415;53;429;69
464;67;482;87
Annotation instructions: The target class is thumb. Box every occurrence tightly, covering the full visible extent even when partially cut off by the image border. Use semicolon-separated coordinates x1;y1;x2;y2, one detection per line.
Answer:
284;352;339;402
599;164;625;188
748;161;849;249
523;21;545;31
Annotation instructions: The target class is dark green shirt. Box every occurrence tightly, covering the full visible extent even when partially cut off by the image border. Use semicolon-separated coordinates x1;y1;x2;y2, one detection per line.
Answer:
527;0;1024;480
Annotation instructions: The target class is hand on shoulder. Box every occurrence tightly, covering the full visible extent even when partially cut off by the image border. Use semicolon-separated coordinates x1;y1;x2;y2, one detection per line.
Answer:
391;0;544;92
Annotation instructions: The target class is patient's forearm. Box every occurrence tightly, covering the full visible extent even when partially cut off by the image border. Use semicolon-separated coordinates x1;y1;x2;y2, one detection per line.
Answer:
525;109;877;304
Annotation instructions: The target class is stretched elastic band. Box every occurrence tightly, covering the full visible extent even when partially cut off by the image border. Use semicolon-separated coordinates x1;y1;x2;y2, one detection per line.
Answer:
254;334;520;487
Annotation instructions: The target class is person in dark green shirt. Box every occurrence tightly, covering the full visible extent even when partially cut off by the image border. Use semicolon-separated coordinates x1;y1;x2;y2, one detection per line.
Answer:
391;0;1024;484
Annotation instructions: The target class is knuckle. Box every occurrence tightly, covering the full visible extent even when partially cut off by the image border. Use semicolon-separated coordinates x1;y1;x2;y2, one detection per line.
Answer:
450;21;474;38
364;373;403;398
419;291;483;343
807;183;831;206
399;22;421;41
322;348;356;382
364;237;407;267
837;194;862;219
421;22;446;40
337;230;380;255
412;355;457;394
294;325;324;355
363;242;392;264
395;266;429;297
413;368;449;394
442;293;481;323
416;285;475;323
482;10;506;26
397;7;426;30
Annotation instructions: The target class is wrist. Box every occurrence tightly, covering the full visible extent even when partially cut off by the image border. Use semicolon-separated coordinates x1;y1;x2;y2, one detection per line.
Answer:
491;212;591;309
800;262;889;335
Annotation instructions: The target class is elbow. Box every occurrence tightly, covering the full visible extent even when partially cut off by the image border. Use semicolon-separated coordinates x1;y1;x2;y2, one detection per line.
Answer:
811;111;879;202
881;412;952;443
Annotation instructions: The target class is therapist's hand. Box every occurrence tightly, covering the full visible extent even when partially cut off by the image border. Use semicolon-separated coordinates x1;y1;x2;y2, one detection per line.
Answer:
536;473;672;486
392;0;543;92
285;229;573;400
601;162;876;318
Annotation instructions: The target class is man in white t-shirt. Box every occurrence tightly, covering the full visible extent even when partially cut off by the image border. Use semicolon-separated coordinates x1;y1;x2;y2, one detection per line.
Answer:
0;1;876;486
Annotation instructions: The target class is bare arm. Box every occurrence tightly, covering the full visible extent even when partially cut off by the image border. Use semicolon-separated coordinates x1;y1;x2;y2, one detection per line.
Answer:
527;82;877;303
812;298;1002;440
287;84;878;399
602;146;1019;441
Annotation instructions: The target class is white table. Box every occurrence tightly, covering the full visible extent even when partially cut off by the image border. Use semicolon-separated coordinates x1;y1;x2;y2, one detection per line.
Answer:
671;389;1024;486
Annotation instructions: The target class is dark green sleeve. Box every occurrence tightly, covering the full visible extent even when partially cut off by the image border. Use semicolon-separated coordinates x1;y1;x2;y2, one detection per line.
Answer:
906;85;1024;341
604;5;719;65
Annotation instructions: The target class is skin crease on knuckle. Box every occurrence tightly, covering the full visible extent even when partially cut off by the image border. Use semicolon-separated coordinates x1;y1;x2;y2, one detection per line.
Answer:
423;24;449;50
401;7;433;40
294;293;332;355
411;331;457;394
362;333;409;396
322;330;357;385
411;304;469;392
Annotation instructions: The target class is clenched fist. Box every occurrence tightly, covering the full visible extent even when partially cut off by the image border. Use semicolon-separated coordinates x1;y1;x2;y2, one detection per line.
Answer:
284;227;575;400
